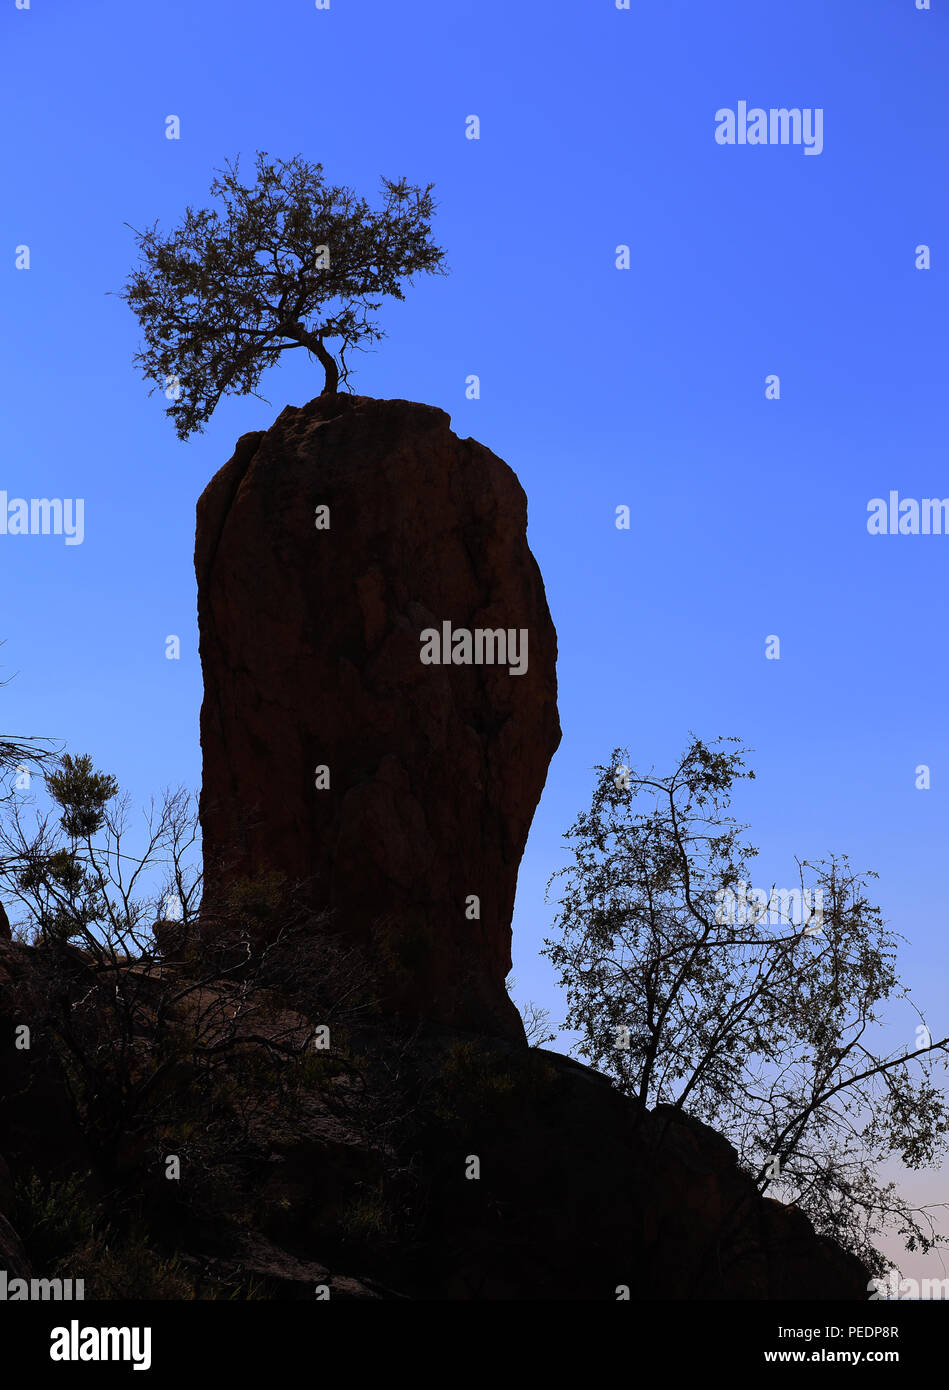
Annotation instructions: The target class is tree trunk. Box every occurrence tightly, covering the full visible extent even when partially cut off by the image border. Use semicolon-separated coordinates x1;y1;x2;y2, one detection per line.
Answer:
282;322;339;395
309;335;339;396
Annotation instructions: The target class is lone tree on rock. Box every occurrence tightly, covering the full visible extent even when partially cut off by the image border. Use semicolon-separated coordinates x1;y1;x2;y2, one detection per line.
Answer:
118;151;447;439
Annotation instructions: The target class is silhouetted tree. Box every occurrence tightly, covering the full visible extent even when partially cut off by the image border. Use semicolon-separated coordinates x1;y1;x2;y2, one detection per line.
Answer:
0;753;379;1194
544;736;949;1277
118;151;447;438
507;977;557;1047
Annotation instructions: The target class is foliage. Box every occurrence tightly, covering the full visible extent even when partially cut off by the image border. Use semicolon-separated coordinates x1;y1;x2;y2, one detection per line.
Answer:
118;151;448;438
543;735;949;1276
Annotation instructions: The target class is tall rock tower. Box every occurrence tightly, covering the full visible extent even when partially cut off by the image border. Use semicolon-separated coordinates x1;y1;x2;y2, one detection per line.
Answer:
195;394;560;1040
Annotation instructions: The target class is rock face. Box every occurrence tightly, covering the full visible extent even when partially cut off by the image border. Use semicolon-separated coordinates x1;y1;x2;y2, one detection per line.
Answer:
401;1047;872;1300
195;394;561;1040
0;399;876;1300
630;1104;870;1299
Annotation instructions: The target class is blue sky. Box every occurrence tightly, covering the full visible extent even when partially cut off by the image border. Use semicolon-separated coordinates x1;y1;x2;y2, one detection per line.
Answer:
2;0;947;1282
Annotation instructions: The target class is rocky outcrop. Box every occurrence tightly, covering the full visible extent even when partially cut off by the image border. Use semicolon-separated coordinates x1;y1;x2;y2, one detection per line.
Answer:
630;1104;870;1299
376;1041;870;1300
0;937;870;1299
195;394;560;1040
0;397;874;1301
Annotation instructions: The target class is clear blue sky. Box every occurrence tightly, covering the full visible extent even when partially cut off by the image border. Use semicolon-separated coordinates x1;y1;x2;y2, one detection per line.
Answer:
3;0;947;1282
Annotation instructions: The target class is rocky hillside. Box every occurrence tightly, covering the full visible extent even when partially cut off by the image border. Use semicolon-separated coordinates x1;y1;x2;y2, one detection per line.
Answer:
0;396;871;1299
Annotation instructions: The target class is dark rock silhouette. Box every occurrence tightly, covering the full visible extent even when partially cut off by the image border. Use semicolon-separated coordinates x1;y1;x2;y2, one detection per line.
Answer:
0;935;871;1298
0;398;874;1300
151;917;186;960
195;394;560;1040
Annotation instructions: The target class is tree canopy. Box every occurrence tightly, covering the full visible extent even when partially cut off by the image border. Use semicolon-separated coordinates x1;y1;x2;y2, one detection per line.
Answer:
544;735;949;1277
118;152;447;439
